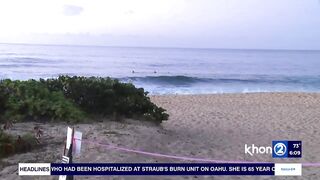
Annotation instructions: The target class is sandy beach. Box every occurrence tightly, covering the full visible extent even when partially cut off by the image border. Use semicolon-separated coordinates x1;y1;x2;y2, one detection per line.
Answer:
1;93;320;179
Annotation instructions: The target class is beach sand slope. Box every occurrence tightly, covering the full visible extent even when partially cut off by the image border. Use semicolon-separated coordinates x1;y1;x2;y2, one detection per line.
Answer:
1;93;319;180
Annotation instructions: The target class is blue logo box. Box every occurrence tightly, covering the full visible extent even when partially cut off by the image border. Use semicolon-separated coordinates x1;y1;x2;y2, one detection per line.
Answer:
272;140;302;158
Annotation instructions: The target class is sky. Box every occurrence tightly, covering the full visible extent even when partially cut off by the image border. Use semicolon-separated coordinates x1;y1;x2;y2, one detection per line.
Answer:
0;0;319;50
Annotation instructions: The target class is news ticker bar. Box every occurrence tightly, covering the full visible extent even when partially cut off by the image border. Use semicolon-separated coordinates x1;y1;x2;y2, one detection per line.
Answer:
19;163;302;176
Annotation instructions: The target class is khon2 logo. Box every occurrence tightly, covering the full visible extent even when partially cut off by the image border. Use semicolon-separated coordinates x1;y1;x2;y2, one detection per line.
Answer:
245;141;302;158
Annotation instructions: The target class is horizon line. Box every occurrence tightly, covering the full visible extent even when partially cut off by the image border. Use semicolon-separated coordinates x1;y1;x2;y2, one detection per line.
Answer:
0;42;319;52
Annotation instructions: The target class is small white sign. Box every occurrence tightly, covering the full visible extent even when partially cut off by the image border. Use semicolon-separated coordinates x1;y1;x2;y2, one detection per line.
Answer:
66;127;73;150
275;163;302;176
73;131;82;155
18;163;51;176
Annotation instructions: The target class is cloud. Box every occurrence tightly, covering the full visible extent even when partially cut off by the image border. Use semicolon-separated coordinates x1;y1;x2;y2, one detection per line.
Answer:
63;5;83;16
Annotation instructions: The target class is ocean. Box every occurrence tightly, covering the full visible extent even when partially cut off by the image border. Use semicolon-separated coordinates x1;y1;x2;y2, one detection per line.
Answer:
1;43;320;94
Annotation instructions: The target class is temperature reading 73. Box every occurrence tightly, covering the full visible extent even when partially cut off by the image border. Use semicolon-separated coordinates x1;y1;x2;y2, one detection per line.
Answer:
293;143;301;148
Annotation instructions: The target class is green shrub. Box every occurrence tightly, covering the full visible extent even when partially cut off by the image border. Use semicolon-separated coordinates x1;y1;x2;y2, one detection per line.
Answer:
0;76;168;123
42;76;169;123
0;79;84;122
41;76;116;114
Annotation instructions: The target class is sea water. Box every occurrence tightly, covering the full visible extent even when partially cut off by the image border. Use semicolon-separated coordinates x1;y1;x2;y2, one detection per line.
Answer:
1;43;320;94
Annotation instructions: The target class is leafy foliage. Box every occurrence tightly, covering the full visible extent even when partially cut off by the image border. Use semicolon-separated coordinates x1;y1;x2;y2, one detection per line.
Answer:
0;76;169;123
0;79;84;122
42;76;169;123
